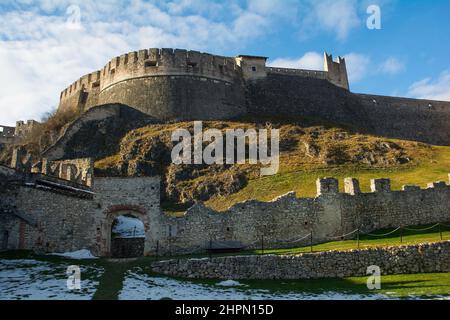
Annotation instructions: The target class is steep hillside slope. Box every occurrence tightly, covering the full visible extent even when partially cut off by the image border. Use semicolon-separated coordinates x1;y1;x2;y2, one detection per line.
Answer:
93;116;449;213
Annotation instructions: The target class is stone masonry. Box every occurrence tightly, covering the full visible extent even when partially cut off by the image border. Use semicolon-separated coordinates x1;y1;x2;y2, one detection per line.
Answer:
1;161;449;257
151;241;450;280
55;48;450;146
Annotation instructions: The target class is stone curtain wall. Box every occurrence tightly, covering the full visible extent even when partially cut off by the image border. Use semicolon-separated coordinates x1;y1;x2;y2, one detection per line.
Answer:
0;174;160;257
246;74;450;146
341;180;450;234
2;185;98;253
356;94;450;146
41;158;94;186
98;75;246;121
157;192;340;255
1;164;449;257
58;48;247;121
55;48;450;146
157;176;450;255
151;241;450;279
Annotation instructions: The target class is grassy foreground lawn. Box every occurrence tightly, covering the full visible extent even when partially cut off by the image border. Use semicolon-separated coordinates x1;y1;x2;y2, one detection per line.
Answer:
1;224;450;299
225;273;450;299
250;226;450;256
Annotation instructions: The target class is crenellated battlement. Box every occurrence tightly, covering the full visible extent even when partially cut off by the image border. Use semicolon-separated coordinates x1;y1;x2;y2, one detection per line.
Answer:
316;176;450;197
59;48;242;104
98;48;240;90
57;48;352;118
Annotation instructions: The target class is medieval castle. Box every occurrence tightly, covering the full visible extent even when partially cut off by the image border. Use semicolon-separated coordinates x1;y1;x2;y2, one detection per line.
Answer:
1;48;450;257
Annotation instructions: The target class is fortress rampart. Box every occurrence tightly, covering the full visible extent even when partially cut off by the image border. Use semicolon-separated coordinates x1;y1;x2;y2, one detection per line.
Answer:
54;48;450;146
2;161;449;256
59;49;247;121
57;49;349;122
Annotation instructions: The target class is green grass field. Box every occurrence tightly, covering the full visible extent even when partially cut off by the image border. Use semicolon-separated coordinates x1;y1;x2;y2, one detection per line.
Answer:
206;145;450;211
2;223;449;300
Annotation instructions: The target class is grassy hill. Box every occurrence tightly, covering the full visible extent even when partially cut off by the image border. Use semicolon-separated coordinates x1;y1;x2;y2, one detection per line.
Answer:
93;116;450;213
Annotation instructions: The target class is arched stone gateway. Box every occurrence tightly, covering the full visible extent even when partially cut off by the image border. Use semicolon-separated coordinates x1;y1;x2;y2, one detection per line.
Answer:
110;214;145;258
101;205;152;257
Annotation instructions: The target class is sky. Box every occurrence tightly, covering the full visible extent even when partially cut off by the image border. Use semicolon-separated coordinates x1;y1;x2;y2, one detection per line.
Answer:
0;0;449;126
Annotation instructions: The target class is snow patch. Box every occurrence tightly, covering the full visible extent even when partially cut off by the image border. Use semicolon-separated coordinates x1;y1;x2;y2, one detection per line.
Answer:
112;215;145;238
51;249;98;260
0;259;103;300
217;280;245;287
119;268;392;300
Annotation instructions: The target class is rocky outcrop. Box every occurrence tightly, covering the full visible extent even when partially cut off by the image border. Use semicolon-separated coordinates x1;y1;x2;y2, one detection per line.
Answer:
42;104;157;161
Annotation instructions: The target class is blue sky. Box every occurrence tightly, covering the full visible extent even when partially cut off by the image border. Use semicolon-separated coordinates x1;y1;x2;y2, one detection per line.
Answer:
0;0;449;125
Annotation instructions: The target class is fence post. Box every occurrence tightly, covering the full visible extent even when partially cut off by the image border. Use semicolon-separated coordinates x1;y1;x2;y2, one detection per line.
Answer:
156;240;159;257
400;227;403;244
261;236;264;255
357;229;360;249
310;231;313;253
209;238;212;259
439;224;443;241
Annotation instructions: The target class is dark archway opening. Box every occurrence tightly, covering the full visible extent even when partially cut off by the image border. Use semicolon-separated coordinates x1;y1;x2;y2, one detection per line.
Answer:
110;214;145;258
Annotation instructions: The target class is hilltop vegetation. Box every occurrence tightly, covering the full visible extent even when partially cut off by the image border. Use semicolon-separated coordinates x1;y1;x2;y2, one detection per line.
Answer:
93;116;450;213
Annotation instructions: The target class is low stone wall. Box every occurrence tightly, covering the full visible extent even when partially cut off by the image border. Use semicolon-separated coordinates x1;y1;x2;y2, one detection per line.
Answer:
151;241;450;280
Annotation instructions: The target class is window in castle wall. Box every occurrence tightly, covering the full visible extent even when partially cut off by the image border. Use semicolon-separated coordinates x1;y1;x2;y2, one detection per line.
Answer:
145;60;158;67
92;81;100;89
187;61;197;68
251;66;257;72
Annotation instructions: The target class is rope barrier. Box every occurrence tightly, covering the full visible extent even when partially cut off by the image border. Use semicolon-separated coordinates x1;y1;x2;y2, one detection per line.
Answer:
287;233;312;244
439;222;450;228
360;227;401;237
218;221;449;254
403;223;440;232
329;229;359;240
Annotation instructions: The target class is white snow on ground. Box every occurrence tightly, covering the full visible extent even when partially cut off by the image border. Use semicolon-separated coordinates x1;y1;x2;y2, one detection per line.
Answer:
112;215;145;238
51;249;98;260
0;259;103;300
217;280;246;287
118;268;391;300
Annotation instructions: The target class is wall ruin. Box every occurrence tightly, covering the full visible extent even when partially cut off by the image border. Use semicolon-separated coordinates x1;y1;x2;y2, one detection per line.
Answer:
1;161;449;257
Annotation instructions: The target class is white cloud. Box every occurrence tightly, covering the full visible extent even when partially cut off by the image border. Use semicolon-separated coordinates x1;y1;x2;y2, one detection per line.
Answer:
269;52;324;70
408;71;450;101
0;0;277;126
344;53;371;82
299;0;361;40
379;57;405;75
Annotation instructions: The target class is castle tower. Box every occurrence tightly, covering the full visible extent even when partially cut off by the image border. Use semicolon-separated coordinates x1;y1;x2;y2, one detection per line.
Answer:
323;53;350;90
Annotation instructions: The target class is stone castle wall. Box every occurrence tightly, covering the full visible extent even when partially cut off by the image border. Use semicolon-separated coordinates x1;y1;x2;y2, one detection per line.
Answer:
355;93;450;146
1;163;449;257
0;125;16;149
58;49;247;121
55;48;450;146
156;176;450;255
151;241;450;280
0;171;160;256
246;74;450;146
